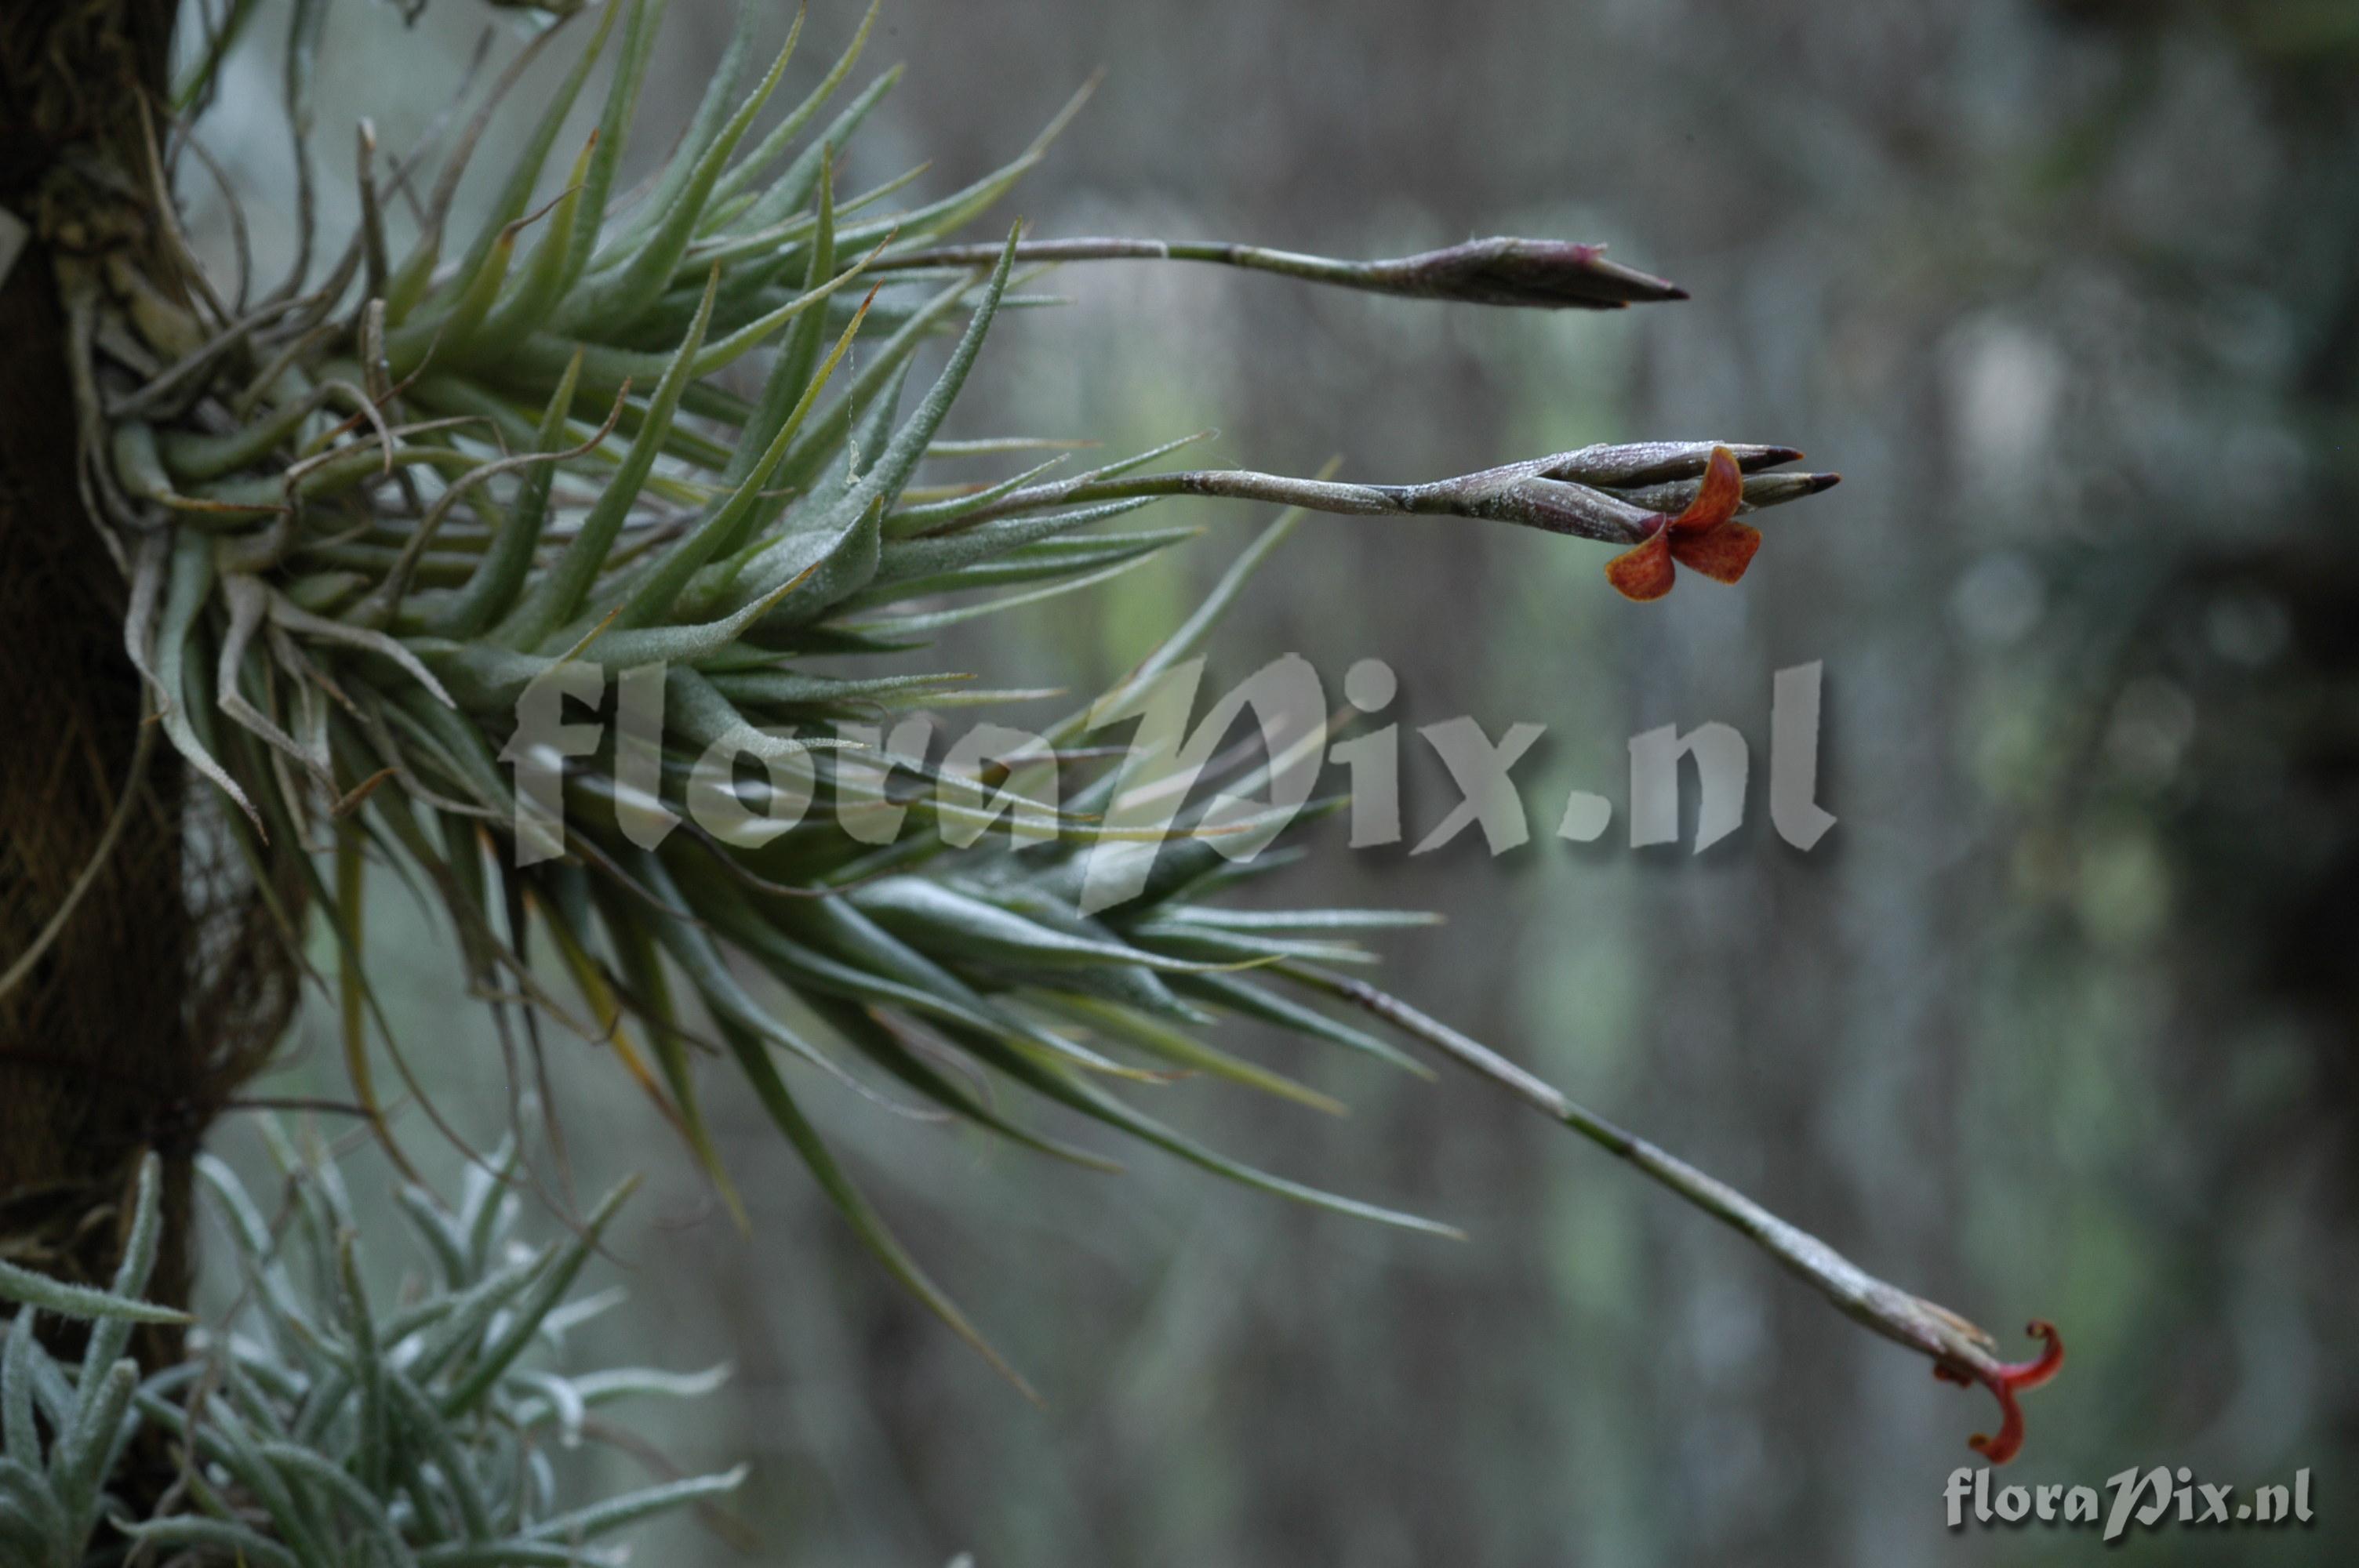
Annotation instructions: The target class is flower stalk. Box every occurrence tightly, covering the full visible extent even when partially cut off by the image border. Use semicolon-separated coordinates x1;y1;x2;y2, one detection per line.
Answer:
1286;964;2063;1463
943;440;1837;596
869;234;1689;308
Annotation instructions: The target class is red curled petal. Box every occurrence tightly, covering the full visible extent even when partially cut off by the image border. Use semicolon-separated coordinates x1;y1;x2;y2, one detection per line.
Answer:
1997;1320;2065;1392
1605;532;1676;601
1939;1321;2063;1466
1667;520;1762;585
1668;445;1744;533
1968;1380;2030;1465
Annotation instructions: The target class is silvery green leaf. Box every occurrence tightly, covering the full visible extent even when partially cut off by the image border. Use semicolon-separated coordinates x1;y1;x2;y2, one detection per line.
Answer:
0;1261;186;1326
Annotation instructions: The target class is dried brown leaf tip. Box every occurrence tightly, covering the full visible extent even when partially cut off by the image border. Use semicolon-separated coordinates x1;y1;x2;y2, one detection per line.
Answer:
1604;445;1760;601
1934;1319;2066;1465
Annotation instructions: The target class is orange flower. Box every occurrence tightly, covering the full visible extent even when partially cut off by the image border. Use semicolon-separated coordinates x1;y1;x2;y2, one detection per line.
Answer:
1932;1319;2065;1465
1603;445;1761;601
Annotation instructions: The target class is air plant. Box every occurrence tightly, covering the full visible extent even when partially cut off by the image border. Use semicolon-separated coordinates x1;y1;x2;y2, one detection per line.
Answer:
38;0;2052;1494
0;1149;737;1566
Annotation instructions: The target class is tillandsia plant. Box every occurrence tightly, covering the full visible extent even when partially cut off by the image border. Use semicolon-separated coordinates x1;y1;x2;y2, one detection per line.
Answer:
0;0;2060;1539
0;1147;740;1566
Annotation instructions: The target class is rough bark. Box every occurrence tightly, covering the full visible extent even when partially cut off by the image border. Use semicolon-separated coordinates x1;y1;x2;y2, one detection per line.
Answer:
0;0;197;1340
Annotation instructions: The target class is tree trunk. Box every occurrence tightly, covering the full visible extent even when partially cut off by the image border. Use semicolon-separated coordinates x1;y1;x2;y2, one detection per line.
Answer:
0;0;198;1338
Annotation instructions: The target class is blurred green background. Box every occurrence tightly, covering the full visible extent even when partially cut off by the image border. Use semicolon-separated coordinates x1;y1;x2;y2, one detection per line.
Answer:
177;0;2359;1561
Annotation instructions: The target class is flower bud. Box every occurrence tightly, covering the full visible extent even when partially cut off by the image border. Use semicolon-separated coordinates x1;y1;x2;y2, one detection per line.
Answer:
1612;470;1841;517
1536;441;1805;486
1354;238;1687;308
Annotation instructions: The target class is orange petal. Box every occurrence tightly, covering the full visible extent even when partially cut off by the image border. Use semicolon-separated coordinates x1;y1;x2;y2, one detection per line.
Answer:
1605;533;1675;601
1667;520;1761;584
1669;445;1744;534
